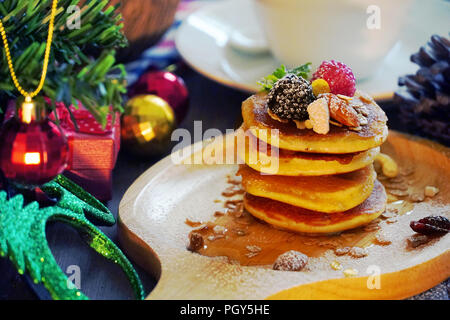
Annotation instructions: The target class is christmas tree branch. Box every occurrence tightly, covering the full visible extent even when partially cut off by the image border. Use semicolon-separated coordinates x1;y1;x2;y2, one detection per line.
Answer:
0;0;128;125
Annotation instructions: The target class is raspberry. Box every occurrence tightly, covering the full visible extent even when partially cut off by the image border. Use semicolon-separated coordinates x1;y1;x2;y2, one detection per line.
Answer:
312;60;356;96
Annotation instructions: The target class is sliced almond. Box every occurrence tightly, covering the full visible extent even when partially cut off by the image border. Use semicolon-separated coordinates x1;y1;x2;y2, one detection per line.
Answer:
322;93;360;127
329;120;343;127
357;91;374;104
424;186;439;197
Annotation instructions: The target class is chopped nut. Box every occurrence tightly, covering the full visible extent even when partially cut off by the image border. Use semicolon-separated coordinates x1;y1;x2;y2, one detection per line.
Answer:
213;225;227;235
385;183;408;191
343;268;359;277
424;186;439;197
358;91;374;104
386;218;398;224
233;229;247;236
191;223;209;232
273;250;308;272
400;166;415;176
349;247;368;258
407;234;430;248
349;126;362;131
319;240;339;249
323;93;360;127
375;153;399;178
388;189;409;197
356;105;369;116
214;211;225;217
381;211;397;219
330;260;343;271
357;114;368;126
185;218;203;228
337;94;353;102
329;120;343;127
187;232;204;252
222;185;245;197
334;247;351;256
245;252;259;258
375;232;392;245
207;234;224;241
224;200;244;217
226;175;241;185
388;176;405;183
246;245;262;253
350;100;364;109
364;222;381;232
410;192;425;202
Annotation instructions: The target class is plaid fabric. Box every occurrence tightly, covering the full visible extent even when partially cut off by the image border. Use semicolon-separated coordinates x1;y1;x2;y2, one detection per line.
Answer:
125;0;205;85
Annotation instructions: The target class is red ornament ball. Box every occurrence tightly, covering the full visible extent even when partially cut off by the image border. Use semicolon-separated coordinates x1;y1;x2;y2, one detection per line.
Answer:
0;116;68;187
128;71;189;123
312;60;356;97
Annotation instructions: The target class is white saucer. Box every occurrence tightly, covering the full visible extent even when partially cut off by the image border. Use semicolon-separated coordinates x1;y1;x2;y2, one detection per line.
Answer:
175;0;450;100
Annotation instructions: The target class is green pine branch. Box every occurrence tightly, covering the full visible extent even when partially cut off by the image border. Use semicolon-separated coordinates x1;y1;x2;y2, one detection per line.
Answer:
0;0;128;126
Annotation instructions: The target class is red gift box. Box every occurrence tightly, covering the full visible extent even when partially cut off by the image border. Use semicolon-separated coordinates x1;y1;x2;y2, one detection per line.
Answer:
4;101;120;201
51;103;120;201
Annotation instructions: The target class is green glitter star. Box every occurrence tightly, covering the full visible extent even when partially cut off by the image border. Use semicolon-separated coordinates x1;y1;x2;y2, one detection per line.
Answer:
0;175;145;300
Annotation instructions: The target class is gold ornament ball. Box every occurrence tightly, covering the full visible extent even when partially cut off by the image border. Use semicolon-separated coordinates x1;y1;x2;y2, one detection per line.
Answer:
121;94;176;157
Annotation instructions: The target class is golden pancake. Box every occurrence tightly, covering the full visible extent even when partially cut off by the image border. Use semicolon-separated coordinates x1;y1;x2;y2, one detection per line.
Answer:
238;164;376;213
243;180;386;234
236;126;380;176
242;91;388;154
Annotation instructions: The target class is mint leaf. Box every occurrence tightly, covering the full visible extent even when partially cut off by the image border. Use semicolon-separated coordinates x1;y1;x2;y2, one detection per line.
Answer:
258;63;312;91
290;63;312;80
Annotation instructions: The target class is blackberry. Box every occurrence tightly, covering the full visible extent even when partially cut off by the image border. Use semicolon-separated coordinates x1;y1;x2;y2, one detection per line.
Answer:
267;74;315;121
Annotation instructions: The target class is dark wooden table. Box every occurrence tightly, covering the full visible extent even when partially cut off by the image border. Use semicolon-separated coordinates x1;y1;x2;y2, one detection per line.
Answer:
0;66;446;300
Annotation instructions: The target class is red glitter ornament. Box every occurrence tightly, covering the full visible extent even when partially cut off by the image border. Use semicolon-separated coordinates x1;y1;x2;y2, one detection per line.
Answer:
129;70;189;123
0;100;68;187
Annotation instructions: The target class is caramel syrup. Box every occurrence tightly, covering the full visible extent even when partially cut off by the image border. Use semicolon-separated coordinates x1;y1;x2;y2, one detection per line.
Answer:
188;169;416;267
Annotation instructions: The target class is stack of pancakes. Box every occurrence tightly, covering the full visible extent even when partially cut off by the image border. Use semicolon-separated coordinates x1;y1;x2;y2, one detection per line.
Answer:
237;91;389;234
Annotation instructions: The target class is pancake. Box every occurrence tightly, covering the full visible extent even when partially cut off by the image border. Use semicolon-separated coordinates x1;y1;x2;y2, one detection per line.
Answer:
243;180;387;234
242;91;388;154
236;126;380;176
238;164;376;213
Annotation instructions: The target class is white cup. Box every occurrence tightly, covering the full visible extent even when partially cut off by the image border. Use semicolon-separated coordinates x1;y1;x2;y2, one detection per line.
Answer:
253;0;413;79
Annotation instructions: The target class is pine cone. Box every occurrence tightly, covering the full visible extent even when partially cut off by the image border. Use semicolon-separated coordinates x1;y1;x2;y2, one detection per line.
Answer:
394;34;450;146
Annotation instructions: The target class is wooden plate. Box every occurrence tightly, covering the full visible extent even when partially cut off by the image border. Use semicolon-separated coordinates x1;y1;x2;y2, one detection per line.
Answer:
118;131;450;299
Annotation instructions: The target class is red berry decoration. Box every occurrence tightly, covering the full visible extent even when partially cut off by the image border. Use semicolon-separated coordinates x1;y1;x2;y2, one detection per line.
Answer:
312;60;356;97
0;107;68;187
128;70;189;124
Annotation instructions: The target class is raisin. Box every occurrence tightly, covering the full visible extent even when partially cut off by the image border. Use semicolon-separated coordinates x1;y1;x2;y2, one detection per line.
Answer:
410;215;450;236
187;232;204;252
